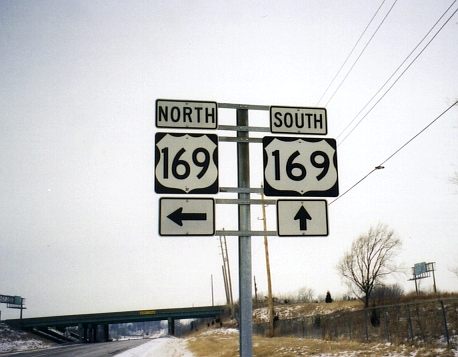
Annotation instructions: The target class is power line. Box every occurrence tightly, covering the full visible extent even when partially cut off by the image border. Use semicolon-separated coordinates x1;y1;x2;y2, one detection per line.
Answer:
378;101;457;167
338;2;458;146
329;100;458;206
323;0;398;107
337;0;457;142
316;0;388;106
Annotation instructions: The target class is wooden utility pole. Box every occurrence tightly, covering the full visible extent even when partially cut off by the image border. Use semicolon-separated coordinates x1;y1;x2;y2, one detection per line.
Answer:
222;265;230;304
261;191;274;337
211;274;214;306
219;237;230;304
254;275;258;308
219;234;234;316
223;234;234;310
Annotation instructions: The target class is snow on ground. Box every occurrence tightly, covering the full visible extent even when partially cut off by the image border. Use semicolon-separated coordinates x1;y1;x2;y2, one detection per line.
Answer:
114;336;194;357
115;331;167;342
0;323;53;353
253;301;360;322
199;328;238;337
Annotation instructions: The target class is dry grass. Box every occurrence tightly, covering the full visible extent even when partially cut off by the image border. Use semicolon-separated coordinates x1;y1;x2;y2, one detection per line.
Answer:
186;328;457;357
253;300;362;323
254;293;458;323
400;291;458;304
188;297;458;356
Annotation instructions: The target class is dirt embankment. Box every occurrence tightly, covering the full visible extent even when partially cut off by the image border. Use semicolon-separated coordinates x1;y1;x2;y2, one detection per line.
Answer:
253;300;362;323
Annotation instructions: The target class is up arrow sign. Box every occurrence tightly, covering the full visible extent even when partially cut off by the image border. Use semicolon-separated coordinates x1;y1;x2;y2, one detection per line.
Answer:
294;206;312;231
277;200;328;237
167;208;207;226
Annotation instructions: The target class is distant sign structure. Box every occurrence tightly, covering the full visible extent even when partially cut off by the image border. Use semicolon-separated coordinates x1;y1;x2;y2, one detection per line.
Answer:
159;198;215;236
155;133;218;194
277;200;328;236
270;106;327;135
263;136;338;197
414;262;428;276
156;99;217;129
0;295;22;305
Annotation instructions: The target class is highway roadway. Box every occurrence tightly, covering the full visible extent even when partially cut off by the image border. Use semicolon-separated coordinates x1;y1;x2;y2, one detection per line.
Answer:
1;339;150;357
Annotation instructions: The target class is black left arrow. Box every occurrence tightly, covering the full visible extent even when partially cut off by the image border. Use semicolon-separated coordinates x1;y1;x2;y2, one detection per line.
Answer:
294;206;312;231
167;207;207;226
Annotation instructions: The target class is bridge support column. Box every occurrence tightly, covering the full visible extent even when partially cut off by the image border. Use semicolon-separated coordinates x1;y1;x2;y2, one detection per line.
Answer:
93;324;99;342
78;324;88;342
168;317;175;336
96;324;109;342
103;324;109;342
88;324;97;343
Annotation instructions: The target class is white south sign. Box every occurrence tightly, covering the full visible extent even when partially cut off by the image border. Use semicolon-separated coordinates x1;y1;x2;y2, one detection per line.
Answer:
263;136;339;197
155;133;218;194
270;106;327;135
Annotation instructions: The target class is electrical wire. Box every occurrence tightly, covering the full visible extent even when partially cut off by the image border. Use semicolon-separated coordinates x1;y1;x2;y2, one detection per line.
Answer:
338;2;458;146
328;100;458;206
316;0;388;106
337;0;457;142
323;0;398;107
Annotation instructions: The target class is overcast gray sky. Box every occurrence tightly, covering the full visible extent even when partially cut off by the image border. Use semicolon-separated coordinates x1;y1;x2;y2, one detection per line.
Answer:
1;0;457;319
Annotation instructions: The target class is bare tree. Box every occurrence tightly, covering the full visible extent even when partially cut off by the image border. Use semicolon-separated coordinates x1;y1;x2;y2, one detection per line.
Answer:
450;171;458;185
337;223;402;308
451;171;458;186
296;287;314;303
450;266;458;279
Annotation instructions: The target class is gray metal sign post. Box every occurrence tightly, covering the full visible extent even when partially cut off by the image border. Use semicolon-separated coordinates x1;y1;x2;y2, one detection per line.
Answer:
155;99;337;357
236;108;252;356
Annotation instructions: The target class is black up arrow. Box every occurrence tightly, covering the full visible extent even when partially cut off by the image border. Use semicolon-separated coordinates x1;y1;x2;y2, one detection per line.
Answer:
167;207;207;227
294;206;312;231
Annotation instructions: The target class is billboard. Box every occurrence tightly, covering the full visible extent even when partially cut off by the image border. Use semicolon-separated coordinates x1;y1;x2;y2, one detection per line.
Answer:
414;262;427;277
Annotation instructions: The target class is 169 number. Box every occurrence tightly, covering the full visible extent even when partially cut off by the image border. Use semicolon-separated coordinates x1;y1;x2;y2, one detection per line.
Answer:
271;149;330;181
161;147;210;180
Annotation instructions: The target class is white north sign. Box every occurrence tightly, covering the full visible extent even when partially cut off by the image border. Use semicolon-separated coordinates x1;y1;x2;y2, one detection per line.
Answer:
156;99;217;129
155;133;218;194
277;199;328;236
159;198;215;236
263;136;338;197
270;106;327;135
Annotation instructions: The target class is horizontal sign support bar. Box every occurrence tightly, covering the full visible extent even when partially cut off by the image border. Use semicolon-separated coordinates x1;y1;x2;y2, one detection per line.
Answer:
219;136;263;143
219;187;263;193
216;230;277;236
218;125;270;133
216;198;276;205
218;103;270;111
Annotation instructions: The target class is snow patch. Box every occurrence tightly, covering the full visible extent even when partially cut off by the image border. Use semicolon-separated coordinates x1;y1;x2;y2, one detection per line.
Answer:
200;328;239;336
114;336;194;357
0;323;53;353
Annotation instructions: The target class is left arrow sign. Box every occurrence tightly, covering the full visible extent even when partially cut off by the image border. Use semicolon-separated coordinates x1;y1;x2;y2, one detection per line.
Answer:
167;208;207;226
159;198;215;236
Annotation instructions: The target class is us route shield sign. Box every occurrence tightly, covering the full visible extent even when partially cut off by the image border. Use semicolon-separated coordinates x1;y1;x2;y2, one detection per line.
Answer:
263;136;338;197
155;133;218;194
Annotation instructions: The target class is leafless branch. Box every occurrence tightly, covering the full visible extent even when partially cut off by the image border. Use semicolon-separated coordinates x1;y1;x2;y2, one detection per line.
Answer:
336;223;401;307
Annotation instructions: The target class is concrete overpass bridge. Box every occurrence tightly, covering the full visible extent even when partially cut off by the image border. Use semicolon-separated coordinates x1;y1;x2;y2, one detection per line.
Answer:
6;305;228;343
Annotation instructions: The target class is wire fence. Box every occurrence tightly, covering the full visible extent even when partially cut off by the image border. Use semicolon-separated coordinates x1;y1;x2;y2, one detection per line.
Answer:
175;317;222;337
253;298;458;346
